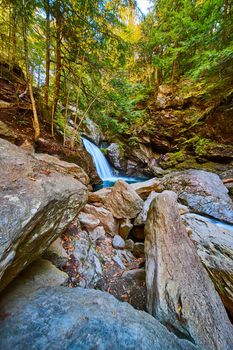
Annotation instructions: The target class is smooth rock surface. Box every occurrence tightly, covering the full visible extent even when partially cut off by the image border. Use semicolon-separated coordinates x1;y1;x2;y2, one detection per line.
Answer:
105;180;143;219
161;169;233;223
130;178;164;199
182;213;233;318
112;235;125;249
83;204;117;235
0;286;199;350
0;138;87;292
145;190;233;350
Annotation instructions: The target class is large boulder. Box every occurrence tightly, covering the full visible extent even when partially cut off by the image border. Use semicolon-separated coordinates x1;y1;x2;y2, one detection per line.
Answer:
161;169;233;223
182;213;233;318
145;191;233;350
105;180;143;219
34;153;89;186
0;286;199;350
0;138;87;292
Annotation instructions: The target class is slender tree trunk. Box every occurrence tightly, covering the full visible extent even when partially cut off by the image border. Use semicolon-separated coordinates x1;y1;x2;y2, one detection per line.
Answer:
21;0;40;141
154;66;159;86
63;88;70;145
51;0;62;137
44;0;50;107
12;4;17;65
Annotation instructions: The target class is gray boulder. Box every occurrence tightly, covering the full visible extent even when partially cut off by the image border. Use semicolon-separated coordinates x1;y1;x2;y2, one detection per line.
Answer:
0;286;199;350
182;213;233;318
145;191;233;350
161;169;233;223
0;138;87;292
105;180;143;219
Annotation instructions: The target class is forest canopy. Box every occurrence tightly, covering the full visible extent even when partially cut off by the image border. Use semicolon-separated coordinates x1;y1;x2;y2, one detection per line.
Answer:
0;0;232;141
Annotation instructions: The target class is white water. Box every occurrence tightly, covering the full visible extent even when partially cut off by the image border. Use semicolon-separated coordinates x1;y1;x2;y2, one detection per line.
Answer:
82;138;113;179
82;137;140;184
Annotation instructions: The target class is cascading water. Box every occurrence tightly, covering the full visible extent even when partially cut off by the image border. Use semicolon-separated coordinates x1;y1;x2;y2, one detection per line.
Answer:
82;138;113;180
82;137;142;187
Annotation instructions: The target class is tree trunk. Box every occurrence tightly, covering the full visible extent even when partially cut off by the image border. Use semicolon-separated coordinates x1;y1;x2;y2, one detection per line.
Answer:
51;0;62;137
21;0;40;141
44;0;50;107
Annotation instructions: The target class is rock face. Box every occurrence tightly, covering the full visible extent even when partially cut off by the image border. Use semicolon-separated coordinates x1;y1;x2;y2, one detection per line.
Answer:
0;286;199;350
0;138;87;292
106;143;122;169
34;153;89;186
145;191;233;350
182;213;233;318
72;230;103;288
161;169;233;223
105;180;144;219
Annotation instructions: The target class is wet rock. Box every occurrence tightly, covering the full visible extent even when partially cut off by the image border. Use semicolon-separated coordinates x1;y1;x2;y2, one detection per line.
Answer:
112;235;125;249
161;169;233;223
0;138;87;292
119;218;133;239
182;213;233;318
135;191;158;226
130;178;164;199
83;204;117;235
78;211;100;231
145;191;233;350
72;230;103;288
0;286;199;350
105;180;143;219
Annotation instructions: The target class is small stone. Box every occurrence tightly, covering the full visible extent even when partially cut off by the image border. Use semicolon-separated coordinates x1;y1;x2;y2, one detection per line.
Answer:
112;235;125;249
112;255;126;270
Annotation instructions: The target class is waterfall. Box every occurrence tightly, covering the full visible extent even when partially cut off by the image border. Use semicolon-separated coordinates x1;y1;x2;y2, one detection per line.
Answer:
82;138;113;180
